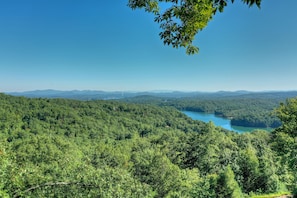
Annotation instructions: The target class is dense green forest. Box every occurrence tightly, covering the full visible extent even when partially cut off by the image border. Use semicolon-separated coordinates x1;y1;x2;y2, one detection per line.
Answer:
122;92;297;128
10;90;297;128
0;93;297;197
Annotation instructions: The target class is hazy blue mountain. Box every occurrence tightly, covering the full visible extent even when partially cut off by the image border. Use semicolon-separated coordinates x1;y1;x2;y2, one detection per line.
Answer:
6;90;209;100
5;90;297;101
7;90;135;100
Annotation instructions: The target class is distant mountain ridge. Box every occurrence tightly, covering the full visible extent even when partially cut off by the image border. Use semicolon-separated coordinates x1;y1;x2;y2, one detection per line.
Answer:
5;89;297;100
7;89;135;100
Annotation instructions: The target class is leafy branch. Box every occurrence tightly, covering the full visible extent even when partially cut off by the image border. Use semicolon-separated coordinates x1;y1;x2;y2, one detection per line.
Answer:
128;0;261;54
13;181;95;198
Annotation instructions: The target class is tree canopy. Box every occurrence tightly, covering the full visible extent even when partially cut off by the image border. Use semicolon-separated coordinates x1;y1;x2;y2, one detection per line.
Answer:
0;93;297;197
128;0;261;54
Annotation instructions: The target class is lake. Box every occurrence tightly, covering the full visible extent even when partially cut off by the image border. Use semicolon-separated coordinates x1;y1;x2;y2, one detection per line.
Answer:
182;111;272;133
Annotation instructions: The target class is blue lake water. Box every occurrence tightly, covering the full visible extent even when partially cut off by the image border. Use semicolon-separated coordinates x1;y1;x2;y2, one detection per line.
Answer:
182;111;271;133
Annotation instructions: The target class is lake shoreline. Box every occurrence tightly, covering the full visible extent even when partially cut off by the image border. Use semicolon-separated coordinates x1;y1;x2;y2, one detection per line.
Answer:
182;111;273;133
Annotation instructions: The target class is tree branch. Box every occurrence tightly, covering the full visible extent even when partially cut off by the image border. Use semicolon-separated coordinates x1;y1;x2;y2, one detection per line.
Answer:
13;181;95;198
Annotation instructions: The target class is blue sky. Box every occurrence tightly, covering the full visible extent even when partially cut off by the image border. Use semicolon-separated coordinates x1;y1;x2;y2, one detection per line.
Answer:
0;0;296;92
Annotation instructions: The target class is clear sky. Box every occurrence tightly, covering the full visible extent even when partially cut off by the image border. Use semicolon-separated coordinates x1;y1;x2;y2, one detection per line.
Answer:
0;0;296;92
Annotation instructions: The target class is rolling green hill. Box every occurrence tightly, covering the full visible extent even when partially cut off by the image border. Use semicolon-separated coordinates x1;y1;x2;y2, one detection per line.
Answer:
122;91;297;128
0;93;296;197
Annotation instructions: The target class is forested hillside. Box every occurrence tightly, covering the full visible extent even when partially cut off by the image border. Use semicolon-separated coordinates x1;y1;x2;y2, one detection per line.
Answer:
0;93;296;197
122;92;297;128
10;90;297;129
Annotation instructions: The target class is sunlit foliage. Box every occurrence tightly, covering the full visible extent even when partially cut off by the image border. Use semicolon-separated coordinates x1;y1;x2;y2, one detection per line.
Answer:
128;0;261;54
0;93;296;197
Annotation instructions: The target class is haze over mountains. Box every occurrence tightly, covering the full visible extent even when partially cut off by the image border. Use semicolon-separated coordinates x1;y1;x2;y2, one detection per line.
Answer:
6;89;297;100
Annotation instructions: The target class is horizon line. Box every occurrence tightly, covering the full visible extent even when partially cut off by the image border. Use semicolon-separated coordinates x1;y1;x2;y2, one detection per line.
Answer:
3;89;297;94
